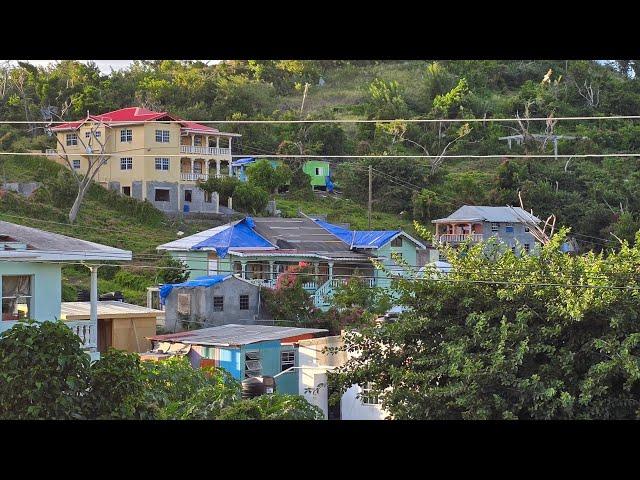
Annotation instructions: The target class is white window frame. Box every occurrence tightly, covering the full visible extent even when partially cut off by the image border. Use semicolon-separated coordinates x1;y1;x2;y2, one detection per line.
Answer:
155;129;170;143
66;133;78;146
72;159;81;169
281;350;295;372
491;222;499;232
361;382;380;405
155;158;170;171
120;129;132;143
244;350;262;378
120;157;133;170
1;275;33;321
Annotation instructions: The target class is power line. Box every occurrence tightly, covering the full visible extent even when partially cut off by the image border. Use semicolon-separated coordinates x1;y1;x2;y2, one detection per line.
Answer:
4;115;640;124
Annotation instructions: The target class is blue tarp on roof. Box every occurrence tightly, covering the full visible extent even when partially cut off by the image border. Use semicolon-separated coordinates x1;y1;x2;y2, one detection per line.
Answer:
231;157;256;167
191;217;273;258
313;219;401;249
159;274;231;303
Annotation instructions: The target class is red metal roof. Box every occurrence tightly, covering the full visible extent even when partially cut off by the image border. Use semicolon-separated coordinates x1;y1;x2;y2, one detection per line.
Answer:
51;107;219;135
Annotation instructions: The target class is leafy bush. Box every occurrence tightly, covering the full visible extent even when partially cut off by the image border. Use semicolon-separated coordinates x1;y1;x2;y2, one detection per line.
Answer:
232;183;269;214
218;393;324;420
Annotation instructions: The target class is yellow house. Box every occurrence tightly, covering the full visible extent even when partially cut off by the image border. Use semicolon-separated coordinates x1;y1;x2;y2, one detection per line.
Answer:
51;107;241;214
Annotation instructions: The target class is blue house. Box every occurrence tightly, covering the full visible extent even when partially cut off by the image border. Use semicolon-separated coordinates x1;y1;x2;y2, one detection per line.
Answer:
143;324;328;394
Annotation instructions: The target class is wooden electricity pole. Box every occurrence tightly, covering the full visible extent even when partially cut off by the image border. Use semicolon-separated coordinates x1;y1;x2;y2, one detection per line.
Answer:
368;164;372;229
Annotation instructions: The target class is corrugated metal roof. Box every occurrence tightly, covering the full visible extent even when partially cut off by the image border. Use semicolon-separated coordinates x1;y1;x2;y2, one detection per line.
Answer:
147;324;327;346
61;301;162;320
0;221;131;261
252;217;352;253
432;206;541;224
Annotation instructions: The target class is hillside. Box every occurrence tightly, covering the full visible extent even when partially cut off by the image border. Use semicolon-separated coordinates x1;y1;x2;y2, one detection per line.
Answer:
3;60;640;251
0;155;410;303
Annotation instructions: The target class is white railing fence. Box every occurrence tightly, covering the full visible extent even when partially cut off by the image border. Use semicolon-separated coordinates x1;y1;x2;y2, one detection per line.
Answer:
437;233;484;243
66;321;97;350
180;145;231;156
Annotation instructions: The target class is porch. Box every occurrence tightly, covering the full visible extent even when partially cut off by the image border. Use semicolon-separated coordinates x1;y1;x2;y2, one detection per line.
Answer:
180;134;232;157
179;158;232;182
435;222;484;244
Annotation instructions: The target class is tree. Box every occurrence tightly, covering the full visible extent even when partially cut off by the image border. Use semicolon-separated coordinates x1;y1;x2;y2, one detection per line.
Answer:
333;227;640;419
232;183;269;214
46;114;113;223
156;253;190;284
198;176;241;205
218;393;324;420
261;263;320;325
0;320;90;420
246;159;292;196
332;275;391;315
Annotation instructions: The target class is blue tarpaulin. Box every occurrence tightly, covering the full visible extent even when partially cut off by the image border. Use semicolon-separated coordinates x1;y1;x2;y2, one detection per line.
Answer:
159;274;231;303
325;176;334;192
231;157;256;167
313;219;401;249
191;217;273;258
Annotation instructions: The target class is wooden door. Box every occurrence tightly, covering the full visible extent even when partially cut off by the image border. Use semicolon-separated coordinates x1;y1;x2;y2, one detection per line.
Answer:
97;319;113;353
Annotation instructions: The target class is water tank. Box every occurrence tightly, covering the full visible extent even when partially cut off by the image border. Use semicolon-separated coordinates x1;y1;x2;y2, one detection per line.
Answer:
241;377;266;399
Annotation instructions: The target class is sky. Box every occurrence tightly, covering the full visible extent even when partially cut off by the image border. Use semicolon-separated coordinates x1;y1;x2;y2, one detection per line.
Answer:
2;60;220;74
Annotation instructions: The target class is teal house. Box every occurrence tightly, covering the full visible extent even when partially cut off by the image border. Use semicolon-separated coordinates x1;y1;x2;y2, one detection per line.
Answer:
231;157;333;191
145;324;327;394
157;214;426;310
0;221;132;356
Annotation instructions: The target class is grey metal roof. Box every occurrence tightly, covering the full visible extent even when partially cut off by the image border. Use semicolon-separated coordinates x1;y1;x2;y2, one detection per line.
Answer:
432;206;541;224
252;217;352;253
0;221;132;261
147;324;327;347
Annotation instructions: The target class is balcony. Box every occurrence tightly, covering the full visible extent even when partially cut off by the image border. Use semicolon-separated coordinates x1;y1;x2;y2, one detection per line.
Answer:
180;145;231;156
66;320;97;350
437;233;484;243
180;172;211;182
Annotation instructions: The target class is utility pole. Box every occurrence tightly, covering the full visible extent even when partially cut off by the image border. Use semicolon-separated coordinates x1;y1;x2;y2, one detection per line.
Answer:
368;164;372;229
300;82;310;115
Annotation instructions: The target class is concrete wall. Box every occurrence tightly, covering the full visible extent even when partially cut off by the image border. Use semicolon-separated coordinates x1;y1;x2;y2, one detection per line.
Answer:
163;276;265;332
297;335;346;419
481;221;540;255
0;262;62;334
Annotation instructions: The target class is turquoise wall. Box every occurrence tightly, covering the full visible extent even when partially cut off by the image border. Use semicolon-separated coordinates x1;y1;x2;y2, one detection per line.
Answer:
0;262;62;334
374;235;419;288
169;251;232;278
217;346;242;379
276;345;298;394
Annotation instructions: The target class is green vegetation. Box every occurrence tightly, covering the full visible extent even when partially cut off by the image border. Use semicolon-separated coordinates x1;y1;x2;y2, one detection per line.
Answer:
0;320;322;420
332;226;640;419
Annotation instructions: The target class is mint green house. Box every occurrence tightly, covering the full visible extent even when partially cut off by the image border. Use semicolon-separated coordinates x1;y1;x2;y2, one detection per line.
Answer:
231;157;332;191
0;221;132;356
156;215;425;310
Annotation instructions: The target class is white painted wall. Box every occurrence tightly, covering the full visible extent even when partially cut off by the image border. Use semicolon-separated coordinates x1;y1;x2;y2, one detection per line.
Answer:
341;384;388;420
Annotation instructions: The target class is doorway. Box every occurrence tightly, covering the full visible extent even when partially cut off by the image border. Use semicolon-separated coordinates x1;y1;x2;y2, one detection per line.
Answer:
207;252;218;275
97;319;113;353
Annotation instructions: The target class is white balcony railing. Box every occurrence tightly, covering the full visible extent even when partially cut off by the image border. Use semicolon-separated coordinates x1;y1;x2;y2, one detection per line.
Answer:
66;321;97;350
180;145;231;156
180;172;210;182
437;233;484;243
246;278;276;289
45;148;57;156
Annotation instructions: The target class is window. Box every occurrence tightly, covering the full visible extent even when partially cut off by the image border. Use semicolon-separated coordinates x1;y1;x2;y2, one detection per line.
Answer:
72;159;81;169
239;294;249;310
120;157;133;170
85;131;91;138
95;131;101;138
155;129;170;143
281;350;295;372
505;223;514;234
66;133;78;146
177;293;191;315
524;226;530;233
2;275;32;321
524;243;531;253
122;186;131;197
120;129;132;142
155;157;170;171
315;167;322;176
184;189;192;202
391;237;403;247
393;252;403;262
155;189;170;202
361;382;379;405
193;162;202;174
204;191;212;203
511;246;516;254
213;296;224;312
233;262;242;275
438;252;447;262
194;136;202;146
244;351;262;378
491;222;499;232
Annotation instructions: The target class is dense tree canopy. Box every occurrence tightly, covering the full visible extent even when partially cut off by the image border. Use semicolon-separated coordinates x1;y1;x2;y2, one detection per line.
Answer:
332;227;640;419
